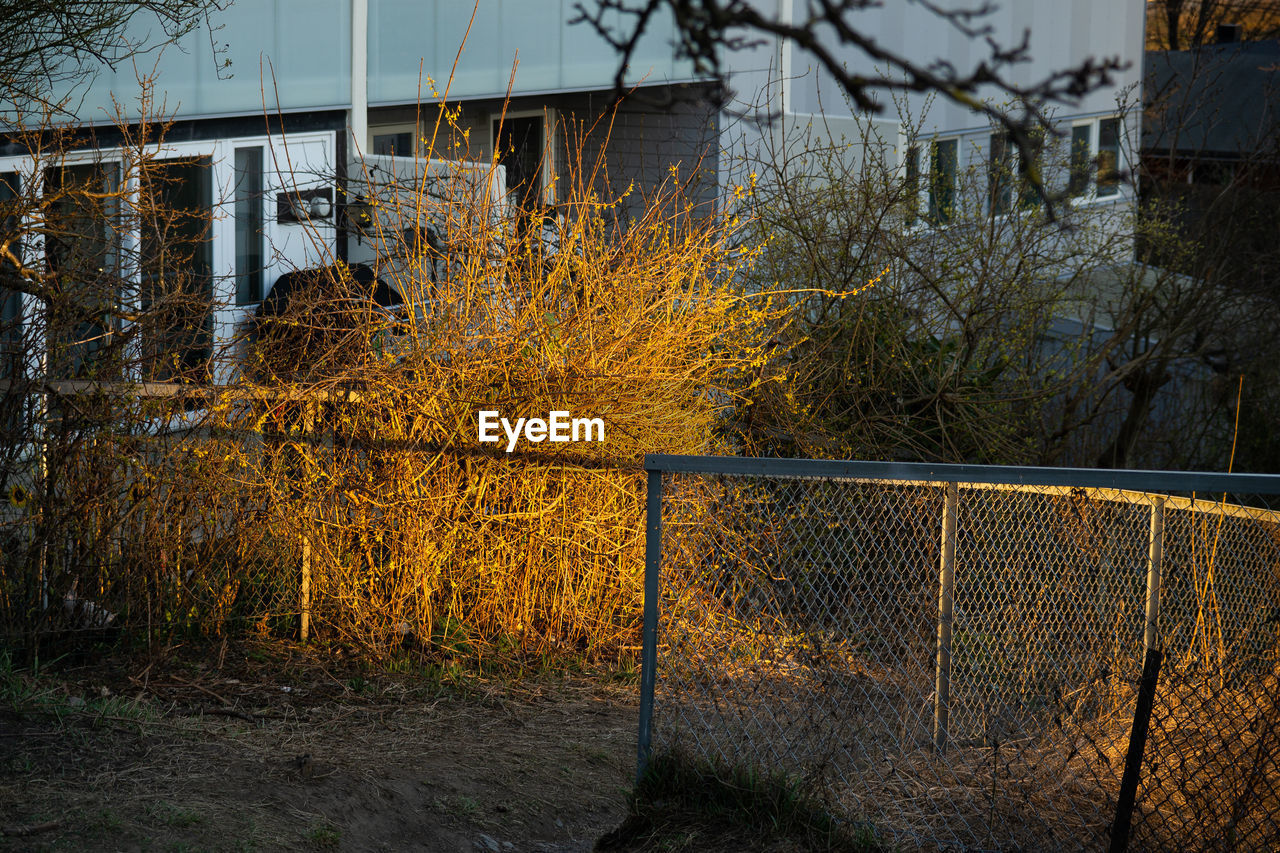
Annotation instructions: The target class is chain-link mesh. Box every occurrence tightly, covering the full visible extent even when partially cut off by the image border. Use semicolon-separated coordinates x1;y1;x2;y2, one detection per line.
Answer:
1128;500;1280;852
0;393;319;649
645;464;1280;852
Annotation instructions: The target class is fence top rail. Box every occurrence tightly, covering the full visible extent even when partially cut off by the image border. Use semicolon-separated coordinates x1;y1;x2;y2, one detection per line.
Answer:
0;379;368;403
644;454;1280;497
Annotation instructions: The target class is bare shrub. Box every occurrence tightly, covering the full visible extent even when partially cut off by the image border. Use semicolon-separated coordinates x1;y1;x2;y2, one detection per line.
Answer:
0;100;786;666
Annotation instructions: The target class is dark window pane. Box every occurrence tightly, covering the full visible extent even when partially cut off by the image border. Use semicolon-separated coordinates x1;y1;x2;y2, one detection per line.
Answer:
373;132;413;157
492;115;545;213
989;132;1014;216
1019;129;1044;210
928;139;957;225
234;148;264;305
904;145;920;226
1097;117;1121;197
1068;124;1092;197
139;157;213;381
0;172;21;379
44;162;121;379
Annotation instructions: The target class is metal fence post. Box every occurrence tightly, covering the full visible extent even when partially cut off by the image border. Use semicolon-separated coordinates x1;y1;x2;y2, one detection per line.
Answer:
1144;497;1166;655
1109;647;1164;853
935;481;958;754
637;468;663;782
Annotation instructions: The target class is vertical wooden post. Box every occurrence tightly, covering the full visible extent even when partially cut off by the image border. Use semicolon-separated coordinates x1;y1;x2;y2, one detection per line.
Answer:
37;353;49;617
299;400;315;642
935;482;958;754
300;536;311;641
1144;497;1165;655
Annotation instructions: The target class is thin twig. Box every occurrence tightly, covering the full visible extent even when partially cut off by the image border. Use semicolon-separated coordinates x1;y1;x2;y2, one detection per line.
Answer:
2;820;60;838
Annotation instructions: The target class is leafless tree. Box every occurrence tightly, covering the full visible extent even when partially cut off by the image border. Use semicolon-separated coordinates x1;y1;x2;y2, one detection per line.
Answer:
0;0;227;117
727;101;1280;470
1140;5;1280;470
1147;0;1280;49
573;0;1130;209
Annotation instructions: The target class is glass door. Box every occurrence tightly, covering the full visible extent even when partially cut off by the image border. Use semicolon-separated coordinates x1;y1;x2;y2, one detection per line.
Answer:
138;156;213;382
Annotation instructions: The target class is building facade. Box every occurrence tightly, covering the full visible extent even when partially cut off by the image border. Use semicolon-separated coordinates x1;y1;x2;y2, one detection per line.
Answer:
0;0;1147;384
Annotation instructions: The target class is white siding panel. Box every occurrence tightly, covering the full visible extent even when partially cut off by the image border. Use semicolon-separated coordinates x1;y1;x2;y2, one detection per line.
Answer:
50;1;351;123
368;0;697;105
774;0;1144;138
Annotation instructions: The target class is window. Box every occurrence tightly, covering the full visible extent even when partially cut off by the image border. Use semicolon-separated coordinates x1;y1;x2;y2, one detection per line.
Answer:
988;130;1046;215
7;132;335;391
1067;125;1092;197
1065;119;1123;199
989;133;1014;216
492;114;548;214
927;139;957;225
234;147;264;305
0;172;21;379
1018;129;1045;210
904;145;921;226
44;162;121;379
1097;117;1121;197
139;157;213;382
372;131;414;157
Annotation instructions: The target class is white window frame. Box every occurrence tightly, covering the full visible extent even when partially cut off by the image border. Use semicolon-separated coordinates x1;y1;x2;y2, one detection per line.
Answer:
922;136;961;228
232;144;267;308
1094;115;1124;199
986;128;1053;219
0;166;35;382
489;107;558;207
0;130;339;388
898;134;964;230
0;149;138;384
368;123;422;158
987;131;1017;218
1066;115;1128;204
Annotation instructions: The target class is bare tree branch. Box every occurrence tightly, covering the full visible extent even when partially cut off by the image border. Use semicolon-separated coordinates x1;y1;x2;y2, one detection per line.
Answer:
0;0;228;120
572;0;1130;215
1147;0;1280;49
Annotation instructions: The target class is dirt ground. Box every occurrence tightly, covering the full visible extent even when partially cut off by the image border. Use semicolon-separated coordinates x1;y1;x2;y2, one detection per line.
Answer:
0;642;640;853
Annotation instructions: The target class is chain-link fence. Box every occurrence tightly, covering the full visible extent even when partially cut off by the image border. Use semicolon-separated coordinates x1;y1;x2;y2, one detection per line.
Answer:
0;384;350;653
637;455;1280;852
